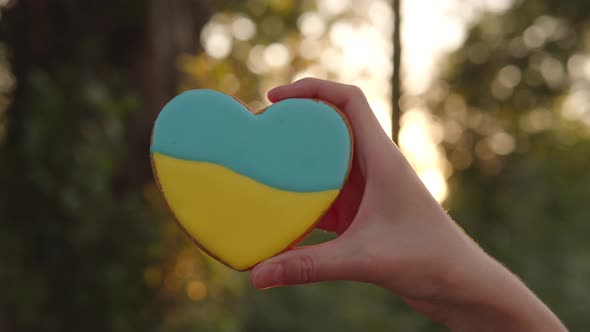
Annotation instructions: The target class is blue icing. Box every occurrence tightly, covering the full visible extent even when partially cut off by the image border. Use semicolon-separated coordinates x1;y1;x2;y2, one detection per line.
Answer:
151;89;351;192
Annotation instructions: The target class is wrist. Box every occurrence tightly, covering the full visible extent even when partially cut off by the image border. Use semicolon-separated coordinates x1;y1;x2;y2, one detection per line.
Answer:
444;254;567;332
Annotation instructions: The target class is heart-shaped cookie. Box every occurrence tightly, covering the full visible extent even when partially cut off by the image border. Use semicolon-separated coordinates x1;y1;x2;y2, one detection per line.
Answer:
150;89;352;270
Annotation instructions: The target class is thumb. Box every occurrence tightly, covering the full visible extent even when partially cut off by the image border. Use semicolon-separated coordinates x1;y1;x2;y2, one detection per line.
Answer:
249;239;363;289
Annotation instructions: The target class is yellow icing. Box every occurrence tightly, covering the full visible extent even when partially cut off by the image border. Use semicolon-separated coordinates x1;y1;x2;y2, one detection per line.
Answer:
152;153;340;270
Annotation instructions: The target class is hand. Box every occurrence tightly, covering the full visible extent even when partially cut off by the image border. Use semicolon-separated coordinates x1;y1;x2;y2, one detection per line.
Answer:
249;78;567;332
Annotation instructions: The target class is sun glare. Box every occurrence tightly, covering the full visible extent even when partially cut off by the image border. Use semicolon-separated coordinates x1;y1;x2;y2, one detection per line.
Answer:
199;0;516;203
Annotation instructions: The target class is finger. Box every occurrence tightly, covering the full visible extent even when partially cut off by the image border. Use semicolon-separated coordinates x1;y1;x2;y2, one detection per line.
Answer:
267;77;375;131
268;77;366;109
249;238;366;289
267;77;388;155
271;78;418;183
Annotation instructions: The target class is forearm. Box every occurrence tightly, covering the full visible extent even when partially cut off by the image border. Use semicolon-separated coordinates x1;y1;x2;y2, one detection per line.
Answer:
445;255;567;332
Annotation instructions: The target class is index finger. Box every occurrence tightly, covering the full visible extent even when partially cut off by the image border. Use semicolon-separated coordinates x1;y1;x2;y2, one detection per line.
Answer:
267;78;387;152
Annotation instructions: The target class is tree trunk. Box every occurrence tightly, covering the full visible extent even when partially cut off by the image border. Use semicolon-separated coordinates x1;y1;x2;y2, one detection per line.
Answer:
391;0;402;143
120;0;212;190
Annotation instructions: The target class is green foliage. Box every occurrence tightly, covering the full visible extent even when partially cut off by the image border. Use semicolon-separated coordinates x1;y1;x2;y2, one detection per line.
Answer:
0;69;164;331
2;0;590;331
428;0;590;329
0;2;164;331
1;1;417;331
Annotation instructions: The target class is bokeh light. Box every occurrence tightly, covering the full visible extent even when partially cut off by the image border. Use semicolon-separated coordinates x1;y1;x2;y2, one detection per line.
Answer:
232;15;257;41
192;0;523;202
6;0;590;331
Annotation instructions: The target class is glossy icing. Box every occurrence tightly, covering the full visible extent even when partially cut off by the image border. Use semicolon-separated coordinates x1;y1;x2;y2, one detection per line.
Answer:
151;89;351;192
153;153;339;270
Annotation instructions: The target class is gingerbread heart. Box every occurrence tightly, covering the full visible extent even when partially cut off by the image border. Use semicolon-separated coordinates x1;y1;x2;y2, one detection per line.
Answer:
150;89;352;270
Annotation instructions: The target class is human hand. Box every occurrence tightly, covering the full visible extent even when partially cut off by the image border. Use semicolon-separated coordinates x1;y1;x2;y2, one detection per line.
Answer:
249;78;566;332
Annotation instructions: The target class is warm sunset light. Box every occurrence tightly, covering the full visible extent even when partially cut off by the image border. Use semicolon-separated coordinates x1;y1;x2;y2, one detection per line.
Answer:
198;0;514;202
5;0;590;330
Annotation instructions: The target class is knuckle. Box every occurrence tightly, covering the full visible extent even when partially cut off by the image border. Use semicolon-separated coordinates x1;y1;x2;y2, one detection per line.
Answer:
344;84;364;96
286;254;317;284
296;77;316;85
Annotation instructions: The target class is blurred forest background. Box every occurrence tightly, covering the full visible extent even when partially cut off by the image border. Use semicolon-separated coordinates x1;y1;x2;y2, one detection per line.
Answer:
1;0;590;331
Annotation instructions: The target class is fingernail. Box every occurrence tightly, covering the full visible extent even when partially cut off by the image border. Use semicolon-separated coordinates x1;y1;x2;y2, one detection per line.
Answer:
267;90;278;101
253;264;284;289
